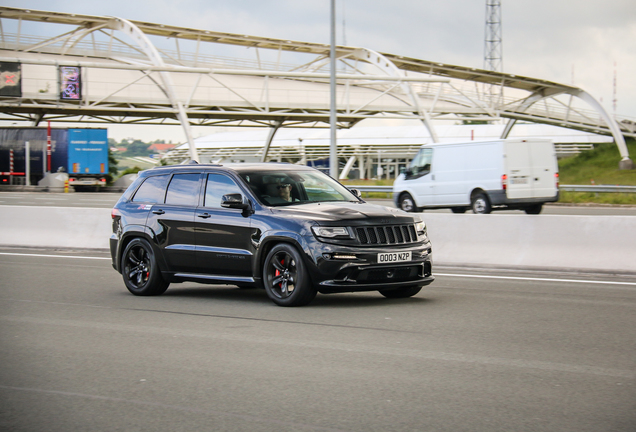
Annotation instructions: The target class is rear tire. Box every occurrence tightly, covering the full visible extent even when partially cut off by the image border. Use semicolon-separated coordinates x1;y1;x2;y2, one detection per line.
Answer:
524;204;543;214
398;193;418;212
379;286;422;299
121;238;169;296
263;243;317;306
471;193;492;214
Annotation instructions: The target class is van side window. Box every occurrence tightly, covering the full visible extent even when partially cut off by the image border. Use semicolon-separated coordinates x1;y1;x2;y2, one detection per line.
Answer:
407;148;433;178
132;175;169;203
204;173;242;208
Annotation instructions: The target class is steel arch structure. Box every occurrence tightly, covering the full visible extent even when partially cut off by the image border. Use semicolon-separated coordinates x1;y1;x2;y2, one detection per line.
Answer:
0;6;632;167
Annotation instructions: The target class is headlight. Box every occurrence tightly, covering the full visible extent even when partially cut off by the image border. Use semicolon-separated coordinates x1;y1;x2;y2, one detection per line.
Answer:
311;226;352;238
415;220;427;237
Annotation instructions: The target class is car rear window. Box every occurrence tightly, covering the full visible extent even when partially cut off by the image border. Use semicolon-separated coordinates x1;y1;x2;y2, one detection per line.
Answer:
132;174;169;203
165;173;201;206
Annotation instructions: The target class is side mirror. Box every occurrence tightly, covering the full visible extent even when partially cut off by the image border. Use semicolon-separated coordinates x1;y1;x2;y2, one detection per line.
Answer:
349;188;361;198
221;193;249;209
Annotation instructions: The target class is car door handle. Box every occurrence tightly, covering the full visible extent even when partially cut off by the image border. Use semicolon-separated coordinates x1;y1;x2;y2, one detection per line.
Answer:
152;209;165;215
197;213;211;219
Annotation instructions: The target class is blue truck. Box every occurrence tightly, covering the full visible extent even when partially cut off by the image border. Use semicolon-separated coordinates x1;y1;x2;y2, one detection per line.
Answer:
0;127;109;187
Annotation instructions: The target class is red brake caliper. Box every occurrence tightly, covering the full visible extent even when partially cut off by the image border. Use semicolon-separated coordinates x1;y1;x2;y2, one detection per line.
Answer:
275;258;284;287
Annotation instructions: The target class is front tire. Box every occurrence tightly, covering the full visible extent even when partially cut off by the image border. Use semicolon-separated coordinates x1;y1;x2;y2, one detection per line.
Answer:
398;193;418;212
121;238;169;296
471;193;492;214
379;286;422;299
263;244;317;307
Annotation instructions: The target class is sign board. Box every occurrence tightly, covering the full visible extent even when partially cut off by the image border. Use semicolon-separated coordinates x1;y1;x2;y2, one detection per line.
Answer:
0;62;22;97
59;66;82;100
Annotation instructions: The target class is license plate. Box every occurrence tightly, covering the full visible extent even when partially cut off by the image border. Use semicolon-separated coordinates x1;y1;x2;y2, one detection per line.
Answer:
510;177;528;184
377;252;411;263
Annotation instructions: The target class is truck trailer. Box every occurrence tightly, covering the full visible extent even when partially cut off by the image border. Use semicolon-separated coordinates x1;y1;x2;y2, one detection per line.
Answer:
0;127;109;188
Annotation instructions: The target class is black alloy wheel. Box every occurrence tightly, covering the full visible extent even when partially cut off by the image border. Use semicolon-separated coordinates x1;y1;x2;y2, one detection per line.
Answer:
263;243;316;306
121;238;169;296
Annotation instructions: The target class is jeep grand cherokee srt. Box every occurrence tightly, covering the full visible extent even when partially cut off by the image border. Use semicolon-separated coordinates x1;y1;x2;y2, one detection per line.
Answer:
110;163;434;306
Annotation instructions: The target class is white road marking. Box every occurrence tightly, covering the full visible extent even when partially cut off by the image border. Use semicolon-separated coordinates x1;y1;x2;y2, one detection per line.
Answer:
435;272;636;287
1;251;634;287
0;252;110;260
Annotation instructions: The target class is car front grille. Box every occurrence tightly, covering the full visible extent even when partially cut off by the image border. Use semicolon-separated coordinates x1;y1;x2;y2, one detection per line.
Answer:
355;224;418;245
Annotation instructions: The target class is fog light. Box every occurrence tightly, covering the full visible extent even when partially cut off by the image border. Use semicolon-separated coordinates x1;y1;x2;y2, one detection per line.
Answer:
323;253;357;260
333;254;356;260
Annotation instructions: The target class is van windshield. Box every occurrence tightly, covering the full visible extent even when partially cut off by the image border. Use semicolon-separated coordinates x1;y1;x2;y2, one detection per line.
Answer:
409;148;433;176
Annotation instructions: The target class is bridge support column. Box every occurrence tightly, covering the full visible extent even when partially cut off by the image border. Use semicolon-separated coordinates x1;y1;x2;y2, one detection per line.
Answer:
573;90;632;170
260;120;284;162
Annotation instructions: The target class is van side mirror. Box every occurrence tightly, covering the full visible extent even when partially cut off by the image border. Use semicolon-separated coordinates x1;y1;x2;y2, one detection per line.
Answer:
221;193;249;209
349;188;361;198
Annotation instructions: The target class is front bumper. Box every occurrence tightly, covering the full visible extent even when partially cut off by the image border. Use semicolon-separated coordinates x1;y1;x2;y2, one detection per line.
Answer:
304;240;434;294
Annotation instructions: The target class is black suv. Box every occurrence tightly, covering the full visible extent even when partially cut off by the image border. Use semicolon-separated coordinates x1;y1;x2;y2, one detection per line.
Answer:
110;163;434;306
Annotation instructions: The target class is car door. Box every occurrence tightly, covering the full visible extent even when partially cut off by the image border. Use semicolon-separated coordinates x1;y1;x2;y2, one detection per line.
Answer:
145;172;201;273
194;172;253;277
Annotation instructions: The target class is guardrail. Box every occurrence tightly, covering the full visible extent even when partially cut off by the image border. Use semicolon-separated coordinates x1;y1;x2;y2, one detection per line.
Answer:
559;184;636;193
348;184;636;195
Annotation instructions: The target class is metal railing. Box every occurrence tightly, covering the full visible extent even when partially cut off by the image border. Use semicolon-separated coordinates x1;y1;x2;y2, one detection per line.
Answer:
348;184;636;195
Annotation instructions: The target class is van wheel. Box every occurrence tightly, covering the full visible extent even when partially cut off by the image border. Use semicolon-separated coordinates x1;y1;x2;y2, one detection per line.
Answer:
121;238;169;296
471;193;492;214
263;244;317;307
398;193;418;212
524;204;543;214
451;207;467;214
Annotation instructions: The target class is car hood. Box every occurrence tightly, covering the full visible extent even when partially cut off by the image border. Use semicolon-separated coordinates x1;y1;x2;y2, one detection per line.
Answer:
271;202;416;225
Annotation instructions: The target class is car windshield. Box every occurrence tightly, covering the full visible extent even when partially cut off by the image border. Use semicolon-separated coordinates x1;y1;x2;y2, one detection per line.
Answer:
238;169;359;207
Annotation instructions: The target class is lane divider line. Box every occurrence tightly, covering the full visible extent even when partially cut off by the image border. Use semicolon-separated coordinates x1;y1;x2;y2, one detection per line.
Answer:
1;252;635;286
0;252;110;260
435;272;636;287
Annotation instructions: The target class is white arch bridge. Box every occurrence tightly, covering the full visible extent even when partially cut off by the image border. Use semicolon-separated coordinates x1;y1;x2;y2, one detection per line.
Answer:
0;6;632;169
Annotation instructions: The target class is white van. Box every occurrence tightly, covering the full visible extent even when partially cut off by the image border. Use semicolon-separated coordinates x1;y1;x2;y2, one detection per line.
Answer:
392;138;559;214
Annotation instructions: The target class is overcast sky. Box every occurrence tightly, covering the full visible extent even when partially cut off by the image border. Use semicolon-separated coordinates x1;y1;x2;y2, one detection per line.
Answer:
3;0;636;142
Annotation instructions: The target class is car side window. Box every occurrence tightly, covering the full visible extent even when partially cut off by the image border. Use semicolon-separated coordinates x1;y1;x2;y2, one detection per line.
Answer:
132;174;169;203
204;173;242;208
165;173;201;206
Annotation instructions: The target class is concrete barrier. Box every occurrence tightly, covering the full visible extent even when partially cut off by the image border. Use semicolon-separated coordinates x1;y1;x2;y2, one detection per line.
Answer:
0;206;112;250
423;214;636;273
0;206;635;273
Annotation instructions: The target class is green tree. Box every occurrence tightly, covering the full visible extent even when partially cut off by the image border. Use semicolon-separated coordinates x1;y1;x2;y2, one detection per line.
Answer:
123;140;150;156
104;148;119;185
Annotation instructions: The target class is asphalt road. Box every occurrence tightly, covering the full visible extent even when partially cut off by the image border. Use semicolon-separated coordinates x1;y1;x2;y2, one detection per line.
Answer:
1;191;636;215
1;248;634;431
